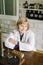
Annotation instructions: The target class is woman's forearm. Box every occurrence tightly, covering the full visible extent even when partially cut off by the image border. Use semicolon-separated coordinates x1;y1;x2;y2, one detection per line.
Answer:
8;38;17;44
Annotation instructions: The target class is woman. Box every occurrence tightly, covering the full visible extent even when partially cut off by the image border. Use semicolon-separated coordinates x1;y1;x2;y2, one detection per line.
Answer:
5;17;36;51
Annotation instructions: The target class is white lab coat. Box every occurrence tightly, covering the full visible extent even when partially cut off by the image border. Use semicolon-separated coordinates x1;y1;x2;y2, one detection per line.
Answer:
5;29;36;51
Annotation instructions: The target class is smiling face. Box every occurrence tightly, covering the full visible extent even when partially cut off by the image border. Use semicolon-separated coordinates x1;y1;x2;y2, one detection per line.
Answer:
17;17;30;35
18;22;28;35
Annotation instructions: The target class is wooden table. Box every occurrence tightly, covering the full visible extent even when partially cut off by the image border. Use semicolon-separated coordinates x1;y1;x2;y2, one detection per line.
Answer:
22;51;43;65
0;51;43;65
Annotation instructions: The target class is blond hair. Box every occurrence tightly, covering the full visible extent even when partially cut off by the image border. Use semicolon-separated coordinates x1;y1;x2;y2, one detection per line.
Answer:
16;17;30;30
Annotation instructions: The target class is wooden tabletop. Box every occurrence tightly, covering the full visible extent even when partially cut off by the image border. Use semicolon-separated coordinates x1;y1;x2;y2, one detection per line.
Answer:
0;51;43;65
22;51;43;65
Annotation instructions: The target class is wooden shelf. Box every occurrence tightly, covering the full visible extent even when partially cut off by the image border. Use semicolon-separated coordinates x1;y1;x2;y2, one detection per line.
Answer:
23;8;43;11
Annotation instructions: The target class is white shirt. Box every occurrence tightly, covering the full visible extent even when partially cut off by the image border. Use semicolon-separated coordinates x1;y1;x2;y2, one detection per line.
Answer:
5;29;36;51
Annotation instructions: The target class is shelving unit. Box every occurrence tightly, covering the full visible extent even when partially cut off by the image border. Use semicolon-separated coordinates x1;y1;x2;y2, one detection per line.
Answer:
26;9;43;20
26;9;43;11
19;0;43;20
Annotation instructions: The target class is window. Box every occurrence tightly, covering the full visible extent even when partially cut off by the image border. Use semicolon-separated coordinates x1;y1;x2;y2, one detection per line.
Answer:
0;0;19;20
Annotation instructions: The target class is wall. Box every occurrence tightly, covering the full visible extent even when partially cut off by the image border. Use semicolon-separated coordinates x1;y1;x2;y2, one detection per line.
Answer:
0;19;16;44
29;19;43;50
0;19;16;33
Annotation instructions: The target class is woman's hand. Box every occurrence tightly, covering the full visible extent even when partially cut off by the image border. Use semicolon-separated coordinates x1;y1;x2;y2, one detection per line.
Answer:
9;38;17;44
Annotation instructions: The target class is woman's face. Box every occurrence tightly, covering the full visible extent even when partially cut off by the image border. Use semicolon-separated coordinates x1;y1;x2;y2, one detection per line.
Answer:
18;22;28;35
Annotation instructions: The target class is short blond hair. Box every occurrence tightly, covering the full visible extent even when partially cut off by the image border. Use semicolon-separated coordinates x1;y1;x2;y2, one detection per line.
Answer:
16;17;30;30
